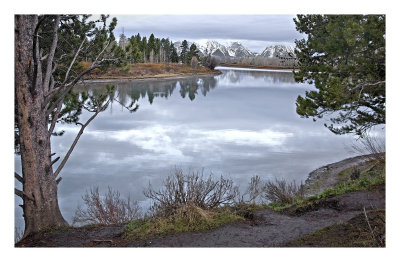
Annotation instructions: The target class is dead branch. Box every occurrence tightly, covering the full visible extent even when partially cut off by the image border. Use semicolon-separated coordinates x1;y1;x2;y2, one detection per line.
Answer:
45;63;101;115
51;156;60;166
43;15;60;92
61;38;86;86
53;100;110;179
15;172;24;183
94;41;110;64
15;189;34;201
48;100;63;135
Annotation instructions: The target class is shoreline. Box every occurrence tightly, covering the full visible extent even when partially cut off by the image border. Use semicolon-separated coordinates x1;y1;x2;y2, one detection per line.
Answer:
302;154;375;196
81;71;222;84
219;63;298;71
79;63;299;84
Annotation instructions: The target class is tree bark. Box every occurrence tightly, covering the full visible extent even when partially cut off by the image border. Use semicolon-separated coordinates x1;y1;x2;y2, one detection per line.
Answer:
15;15;68;238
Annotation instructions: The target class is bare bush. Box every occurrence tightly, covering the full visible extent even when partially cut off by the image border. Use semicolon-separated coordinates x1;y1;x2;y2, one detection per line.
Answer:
73;186;142;226
144;169;239;217
204;55;219;70
242;175;265;204
190;56;198;70
351;132;385;162
264;178;304;204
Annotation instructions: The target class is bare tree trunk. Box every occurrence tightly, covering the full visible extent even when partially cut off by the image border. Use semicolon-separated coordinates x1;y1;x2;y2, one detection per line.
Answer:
15;15;67;238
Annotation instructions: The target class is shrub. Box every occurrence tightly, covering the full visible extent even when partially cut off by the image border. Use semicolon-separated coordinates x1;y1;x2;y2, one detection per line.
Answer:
264;178;304;204
351;132;385;163
119;64;132;74
242;175;265;204
144;169;239;217
203;55;219;70
73;186;142;226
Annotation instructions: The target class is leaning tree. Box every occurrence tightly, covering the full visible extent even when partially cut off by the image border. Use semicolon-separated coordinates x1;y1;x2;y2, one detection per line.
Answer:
293;15;385;136
15;14;136;238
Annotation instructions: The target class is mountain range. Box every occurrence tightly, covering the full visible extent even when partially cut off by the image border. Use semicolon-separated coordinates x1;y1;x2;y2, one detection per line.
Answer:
173;40;295;59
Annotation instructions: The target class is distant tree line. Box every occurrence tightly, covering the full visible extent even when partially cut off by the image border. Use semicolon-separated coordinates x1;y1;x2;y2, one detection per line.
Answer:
113;33;216;69
114;33;179;63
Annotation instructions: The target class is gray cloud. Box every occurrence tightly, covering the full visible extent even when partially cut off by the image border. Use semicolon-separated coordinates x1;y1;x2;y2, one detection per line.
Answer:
113;15;304;52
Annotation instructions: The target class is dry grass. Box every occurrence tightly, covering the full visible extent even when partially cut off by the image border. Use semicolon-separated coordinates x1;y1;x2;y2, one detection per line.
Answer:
124;205;241;241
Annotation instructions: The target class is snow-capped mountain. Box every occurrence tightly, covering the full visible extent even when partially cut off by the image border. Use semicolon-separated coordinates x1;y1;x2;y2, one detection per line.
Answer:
260;45;295;58
174;40;255;58
227;42;255;58
173;40;295;59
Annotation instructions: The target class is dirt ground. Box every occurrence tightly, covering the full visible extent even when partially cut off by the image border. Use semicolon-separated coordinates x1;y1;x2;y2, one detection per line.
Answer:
16;184;385;247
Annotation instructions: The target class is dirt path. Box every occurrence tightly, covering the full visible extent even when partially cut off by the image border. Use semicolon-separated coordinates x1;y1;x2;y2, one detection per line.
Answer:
16;185;385;247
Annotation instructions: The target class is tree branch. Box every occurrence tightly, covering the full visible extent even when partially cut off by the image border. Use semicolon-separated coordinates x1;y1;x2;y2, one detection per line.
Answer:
15;172;24;183
51;156;60;166
53;100;111;178
43;15;61;92
15;189;34;201
94;41;110;64
45;63;101;115
48;100;63;135
62;38;86;86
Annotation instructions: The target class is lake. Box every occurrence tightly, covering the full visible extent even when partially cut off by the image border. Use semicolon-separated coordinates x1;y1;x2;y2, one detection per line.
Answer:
14;66;360;228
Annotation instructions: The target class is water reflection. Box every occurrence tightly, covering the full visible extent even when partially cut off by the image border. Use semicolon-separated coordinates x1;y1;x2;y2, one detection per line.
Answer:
15;67;358;229
77;76;218;106
216;67;296;85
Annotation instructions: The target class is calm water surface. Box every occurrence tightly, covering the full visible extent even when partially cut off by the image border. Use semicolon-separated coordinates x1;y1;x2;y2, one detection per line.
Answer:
15;67;359;228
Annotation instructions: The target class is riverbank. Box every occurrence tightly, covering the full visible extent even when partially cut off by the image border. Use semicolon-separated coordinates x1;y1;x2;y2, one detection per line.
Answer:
83;62;221;82
16;155;385;247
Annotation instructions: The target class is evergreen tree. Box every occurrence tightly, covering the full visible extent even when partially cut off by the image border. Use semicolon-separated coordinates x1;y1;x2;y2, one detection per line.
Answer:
180;40;188;64
293;15;385;135
141;36;147;62
171;45;179;63
155;38;161;62
147;33;156;62
14;14;139;237
186;43;199;64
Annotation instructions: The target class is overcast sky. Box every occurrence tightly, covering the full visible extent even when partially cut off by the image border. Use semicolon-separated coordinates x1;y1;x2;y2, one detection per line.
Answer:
113;15;304;53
